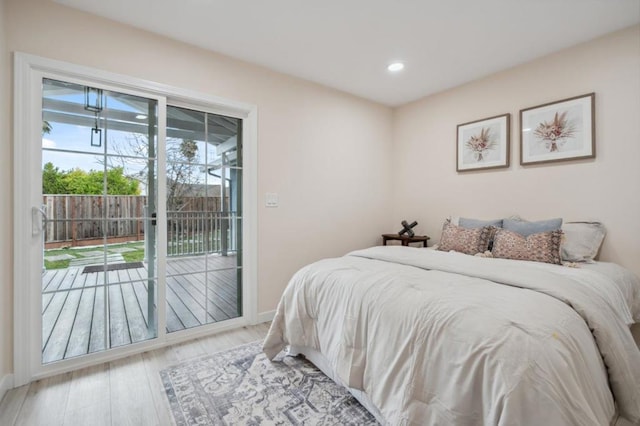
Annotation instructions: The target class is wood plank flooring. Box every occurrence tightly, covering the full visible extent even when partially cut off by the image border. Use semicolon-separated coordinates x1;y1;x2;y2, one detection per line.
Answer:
0;322;271;426
41;255;240;363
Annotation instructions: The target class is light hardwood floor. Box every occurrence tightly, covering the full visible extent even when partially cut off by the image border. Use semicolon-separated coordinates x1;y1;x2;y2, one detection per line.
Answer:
0;322;271;426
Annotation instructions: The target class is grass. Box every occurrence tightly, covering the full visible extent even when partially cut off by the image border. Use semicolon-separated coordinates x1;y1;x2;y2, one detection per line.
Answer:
44;241;145;270
122;249;145;263
44;258;73;270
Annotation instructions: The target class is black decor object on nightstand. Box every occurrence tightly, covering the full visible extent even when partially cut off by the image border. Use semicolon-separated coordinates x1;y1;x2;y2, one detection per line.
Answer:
381;220;429;247
398;220;418;237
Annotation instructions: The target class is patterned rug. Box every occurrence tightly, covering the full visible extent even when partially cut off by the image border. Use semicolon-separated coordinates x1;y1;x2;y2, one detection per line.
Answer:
160;340;378;425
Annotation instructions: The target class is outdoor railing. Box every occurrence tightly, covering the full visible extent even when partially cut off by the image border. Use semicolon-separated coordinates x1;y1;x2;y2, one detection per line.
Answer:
167;210;238;257
42;195;237;257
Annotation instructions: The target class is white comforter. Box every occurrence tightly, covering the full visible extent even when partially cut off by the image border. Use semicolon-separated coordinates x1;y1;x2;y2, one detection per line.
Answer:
263;246;640;426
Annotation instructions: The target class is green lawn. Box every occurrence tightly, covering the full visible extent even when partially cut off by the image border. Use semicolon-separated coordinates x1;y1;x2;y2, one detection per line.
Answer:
44;242;145;270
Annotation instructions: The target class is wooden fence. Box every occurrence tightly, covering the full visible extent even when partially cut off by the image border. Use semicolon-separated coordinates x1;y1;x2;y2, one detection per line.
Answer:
43;195;230;253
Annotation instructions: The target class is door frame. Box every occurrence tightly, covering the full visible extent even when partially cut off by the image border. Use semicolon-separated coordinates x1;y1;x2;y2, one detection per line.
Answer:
13;52;258;386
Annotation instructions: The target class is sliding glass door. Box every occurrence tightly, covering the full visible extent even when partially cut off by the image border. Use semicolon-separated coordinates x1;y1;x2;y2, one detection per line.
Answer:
164;105;242;332
30;75;244;367
40;78;159;363
14;54;255;384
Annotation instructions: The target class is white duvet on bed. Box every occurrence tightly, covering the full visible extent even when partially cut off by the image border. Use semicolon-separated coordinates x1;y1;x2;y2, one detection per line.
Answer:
263;246;640;426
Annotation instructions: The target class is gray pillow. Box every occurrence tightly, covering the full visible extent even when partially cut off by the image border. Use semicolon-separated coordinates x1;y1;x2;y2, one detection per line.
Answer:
503;218;562;236
561;222;606;262
459;217;503;229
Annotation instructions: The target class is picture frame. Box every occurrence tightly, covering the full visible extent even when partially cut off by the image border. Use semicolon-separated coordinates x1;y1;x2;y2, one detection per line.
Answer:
520;93;595;165
456;113;510;172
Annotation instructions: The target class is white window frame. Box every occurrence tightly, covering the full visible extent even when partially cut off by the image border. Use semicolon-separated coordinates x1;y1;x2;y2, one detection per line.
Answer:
13;52;258;386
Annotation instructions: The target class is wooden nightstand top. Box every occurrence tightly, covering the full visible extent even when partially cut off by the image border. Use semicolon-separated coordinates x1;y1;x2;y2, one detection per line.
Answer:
381;233;430;247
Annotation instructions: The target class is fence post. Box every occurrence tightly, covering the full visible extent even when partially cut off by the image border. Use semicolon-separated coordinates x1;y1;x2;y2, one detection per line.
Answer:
71;196;76;247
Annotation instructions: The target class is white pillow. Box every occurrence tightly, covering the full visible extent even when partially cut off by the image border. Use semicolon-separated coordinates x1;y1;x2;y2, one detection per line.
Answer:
561;222;606;263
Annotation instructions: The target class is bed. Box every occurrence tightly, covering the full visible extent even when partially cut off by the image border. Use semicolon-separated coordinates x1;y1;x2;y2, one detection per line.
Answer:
263;245;640;425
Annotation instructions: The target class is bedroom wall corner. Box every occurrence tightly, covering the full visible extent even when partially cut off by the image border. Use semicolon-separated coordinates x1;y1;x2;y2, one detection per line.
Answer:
392;24;640;277
0;0;14;399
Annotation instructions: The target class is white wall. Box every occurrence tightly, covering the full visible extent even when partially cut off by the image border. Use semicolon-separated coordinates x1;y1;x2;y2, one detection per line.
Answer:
1;0;393;376
393;25;640;276
0;0;12;387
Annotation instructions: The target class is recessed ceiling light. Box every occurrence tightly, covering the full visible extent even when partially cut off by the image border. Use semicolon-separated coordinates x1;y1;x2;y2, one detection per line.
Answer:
135;114;147;119
387;62;405;72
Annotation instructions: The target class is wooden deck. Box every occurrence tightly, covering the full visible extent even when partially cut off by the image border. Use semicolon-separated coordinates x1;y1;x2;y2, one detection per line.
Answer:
41;255;240;364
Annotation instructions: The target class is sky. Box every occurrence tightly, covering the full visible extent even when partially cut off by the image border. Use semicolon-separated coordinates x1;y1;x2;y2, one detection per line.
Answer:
42;123;228;197
42;80;231;195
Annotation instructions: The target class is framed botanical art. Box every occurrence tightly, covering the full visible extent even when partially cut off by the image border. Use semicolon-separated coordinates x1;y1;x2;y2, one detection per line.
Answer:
520;93;595;165
456;113;510;172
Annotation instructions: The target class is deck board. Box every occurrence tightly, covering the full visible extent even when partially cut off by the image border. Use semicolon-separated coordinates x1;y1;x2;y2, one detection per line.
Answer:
108;281;131;349
121;281;149;343
169;274;212;324
211;269;240;311
89;283;107;354
165;303;185;333
57;268;80;291
43;268;67;292
131;280;150;325
165;280;202;329
189;271;238;317
65;287;95;359
40;254;239;363
42;292;69;348
172;272;224;321
42;289;82;364
117;269;150;343
169;258;239;317
42;293;54;314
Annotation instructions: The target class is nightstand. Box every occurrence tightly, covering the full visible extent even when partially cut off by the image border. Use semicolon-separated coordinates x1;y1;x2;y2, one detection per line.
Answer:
381;233;430;247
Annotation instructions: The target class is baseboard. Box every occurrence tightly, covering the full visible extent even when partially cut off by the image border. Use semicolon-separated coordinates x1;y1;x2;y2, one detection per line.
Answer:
257;310;275;323
0;373;14;403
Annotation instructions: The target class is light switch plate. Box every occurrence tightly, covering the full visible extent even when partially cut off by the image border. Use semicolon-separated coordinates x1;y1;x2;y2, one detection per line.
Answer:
266;192;279;207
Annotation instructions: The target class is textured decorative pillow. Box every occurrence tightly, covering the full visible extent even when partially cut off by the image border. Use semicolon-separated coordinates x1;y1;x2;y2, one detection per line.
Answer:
503;217;563;236
561;222;606;262
459;218;503;251
459;217;503;229
437;220;493;255
492;228;563;264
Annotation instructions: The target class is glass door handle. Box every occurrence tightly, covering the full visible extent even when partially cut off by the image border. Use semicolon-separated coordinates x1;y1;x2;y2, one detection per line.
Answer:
32;206;47;236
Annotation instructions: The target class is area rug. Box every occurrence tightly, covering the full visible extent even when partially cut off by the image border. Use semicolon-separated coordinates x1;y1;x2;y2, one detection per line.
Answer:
160;340;378;425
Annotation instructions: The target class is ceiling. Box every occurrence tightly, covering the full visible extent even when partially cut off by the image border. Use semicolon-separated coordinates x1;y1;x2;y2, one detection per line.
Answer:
54;0;640;107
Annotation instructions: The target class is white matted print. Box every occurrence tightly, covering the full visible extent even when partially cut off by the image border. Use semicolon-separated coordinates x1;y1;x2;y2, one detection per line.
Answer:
456;113;510;172
520;93;595;165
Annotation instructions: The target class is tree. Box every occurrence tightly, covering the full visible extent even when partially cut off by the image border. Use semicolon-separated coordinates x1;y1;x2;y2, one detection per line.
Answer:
42;162;66;194
102;167;141;195
62;168;96;194
42;162;140;195
102;134;202;210
166;139;200;211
